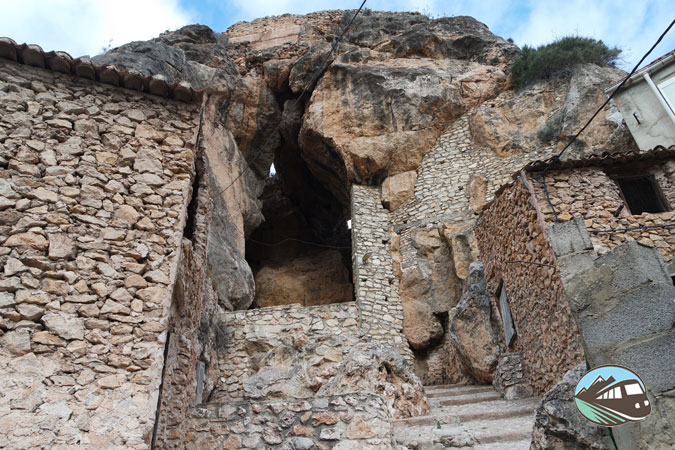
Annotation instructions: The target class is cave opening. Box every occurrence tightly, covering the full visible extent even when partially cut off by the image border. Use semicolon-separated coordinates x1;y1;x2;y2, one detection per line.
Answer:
244;141;354;309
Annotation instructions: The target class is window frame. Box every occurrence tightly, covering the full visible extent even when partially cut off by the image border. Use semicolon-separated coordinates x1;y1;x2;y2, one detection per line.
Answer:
657;74;675;114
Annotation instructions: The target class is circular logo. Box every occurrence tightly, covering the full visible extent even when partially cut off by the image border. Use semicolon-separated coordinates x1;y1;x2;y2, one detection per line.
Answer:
574;365;651;426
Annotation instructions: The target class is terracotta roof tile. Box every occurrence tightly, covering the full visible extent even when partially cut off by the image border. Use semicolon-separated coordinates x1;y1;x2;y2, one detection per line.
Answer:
479;146;675;215
0;37;202;103
523;145;675;172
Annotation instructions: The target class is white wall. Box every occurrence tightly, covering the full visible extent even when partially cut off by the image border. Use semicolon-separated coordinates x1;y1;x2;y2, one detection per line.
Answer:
614;62;675;150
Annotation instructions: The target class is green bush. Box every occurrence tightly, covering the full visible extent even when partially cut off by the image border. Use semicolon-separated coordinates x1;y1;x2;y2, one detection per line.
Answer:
510;36;621;89
537;111;564;143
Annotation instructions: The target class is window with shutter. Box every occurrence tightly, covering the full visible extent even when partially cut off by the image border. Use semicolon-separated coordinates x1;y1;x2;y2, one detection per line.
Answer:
497;281;517;347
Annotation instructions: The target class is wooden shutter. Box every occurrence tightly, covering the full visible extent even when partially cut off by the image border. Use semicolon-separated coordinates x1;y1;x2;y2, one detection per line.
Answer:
499;283;516;347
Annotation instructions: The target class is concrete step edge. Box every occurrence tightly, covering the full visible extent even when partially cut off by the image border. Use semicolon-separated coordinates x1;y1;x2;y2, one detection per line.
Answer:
426;386;496;398
436;394;502;406
393;405;535;427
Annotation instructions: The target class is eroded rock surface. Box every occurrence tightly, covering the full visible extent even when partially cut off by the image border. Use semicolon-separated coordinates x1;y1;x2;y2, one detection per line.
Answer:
253;250;353;308
531;363;615;450
449;262;503;383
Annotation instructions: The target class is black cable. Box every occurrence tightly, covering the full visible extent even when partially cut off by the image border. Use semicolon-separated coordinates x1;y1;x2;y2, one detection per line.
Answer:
540;18;675;222
294;0;367;106
247;236;352;249
504;260;555;268
212;1;368;199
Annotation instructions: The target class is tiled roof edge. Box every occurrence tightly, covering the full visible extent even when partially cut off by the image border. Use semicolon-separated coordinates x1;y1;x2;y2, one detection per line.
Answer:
479;145;675;216
522;145;675;172
0;38;203;103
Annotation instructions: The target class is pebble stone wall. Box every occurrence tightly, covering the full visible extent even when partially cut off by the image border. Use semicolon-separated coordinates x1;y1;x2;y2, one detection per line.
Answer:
530;162;675;263
474;180;585;394
0;59;199;449
184;302;400;449
351;185;411;360
208;302;361;403
185;392;395;449
391;114;559;271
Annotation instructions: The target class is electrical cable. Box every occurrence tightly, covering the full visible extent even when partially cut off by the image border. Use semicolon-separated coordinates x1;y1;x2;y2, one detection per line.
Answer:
540;19;675;223
192;2;368;250
211;1;368;199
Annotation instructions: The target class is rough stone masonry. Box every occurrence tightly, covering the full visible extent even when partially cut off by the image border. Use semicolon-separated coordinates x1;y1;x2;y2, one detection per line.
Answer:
0;59;200;448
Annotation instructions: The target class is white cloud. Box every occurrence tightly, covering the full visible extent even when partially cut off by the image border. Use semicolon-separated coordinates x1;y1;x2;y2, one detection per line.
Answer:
0;0;195;57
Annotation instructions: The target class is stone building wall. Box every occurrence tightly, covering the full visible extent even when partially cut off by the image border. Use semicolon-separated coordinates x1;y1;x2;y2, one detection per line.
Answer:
474;181;585;394
181;301;424;449
391;114;559;246
185;392;395;449
207;302;360;403
386;112;562;383
530;162;675;263
152;152;212;449
0;59;199;448
351;185;411;360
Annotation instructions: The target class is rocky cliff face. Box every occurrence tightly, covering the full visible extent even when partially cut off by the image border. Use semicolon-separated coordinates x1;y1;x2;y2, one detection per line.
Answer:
94;9;633;387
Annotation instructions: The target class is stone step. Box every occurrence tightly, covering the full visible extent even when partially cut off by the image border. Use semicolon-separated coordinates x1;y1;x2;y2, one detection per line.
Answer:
436;397;540;421
426;385;496;398
474;438;533;450
394;415;535;448
394;398;537;427
432;390;502;406
424;383;478;392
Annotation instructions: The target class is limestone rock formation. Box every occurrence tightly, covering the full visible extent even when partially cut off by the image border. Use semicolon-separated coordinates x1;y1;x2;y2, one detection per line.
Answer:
449;262;503;383
531;363;615;450
469;64;635;158
253;250;353;307
317;342;429;419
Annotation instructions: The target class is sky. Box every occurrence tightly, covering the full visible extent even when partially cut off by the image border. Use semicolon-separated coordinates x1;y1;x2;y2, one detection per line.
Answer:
0;0;672;71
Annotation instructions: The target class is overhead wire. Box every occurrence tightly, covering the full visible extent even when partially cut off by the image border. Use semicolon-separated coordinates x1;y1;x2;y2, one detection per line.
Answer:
211;1;367;200
199;2;368;250
540;18;675;223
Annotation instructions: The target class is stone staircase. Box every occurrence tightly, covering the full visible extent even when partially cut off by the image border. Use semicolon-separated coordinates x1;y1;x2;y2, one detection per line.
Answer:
393;384;539;450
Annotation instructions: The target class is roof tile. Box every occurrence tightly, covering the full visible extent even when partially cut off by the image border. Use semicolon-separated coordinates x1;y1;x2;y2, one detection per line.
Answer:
0;37;202;103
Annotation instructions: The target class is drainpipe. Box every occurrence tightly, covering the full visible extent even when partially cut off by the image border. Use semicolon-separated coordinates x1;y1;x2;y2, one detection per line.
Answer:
644;72;675;126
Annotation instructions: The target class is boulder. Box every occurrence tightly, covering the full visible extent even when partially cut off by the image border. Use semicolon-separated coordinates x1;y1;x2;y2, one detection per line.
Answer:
531;363;615;450
381;170;417;211
449;262;502;383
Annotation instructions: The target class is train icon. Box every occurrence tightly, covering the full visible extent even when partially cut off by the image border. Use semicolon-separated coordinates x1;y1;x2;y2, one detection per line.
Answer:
574;365;651;426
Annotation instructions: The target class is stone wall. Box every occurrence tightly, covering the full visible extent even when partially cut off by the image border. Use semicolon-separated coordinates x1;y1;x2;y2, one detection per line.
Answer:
0;59;199;448
351;185;410;360
548;220;675;450
387;113;562;383
152;152;212;449
207;302;360;403
183;301;426;448
186;392;395;449
530;163;675;263
474;180;585;394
